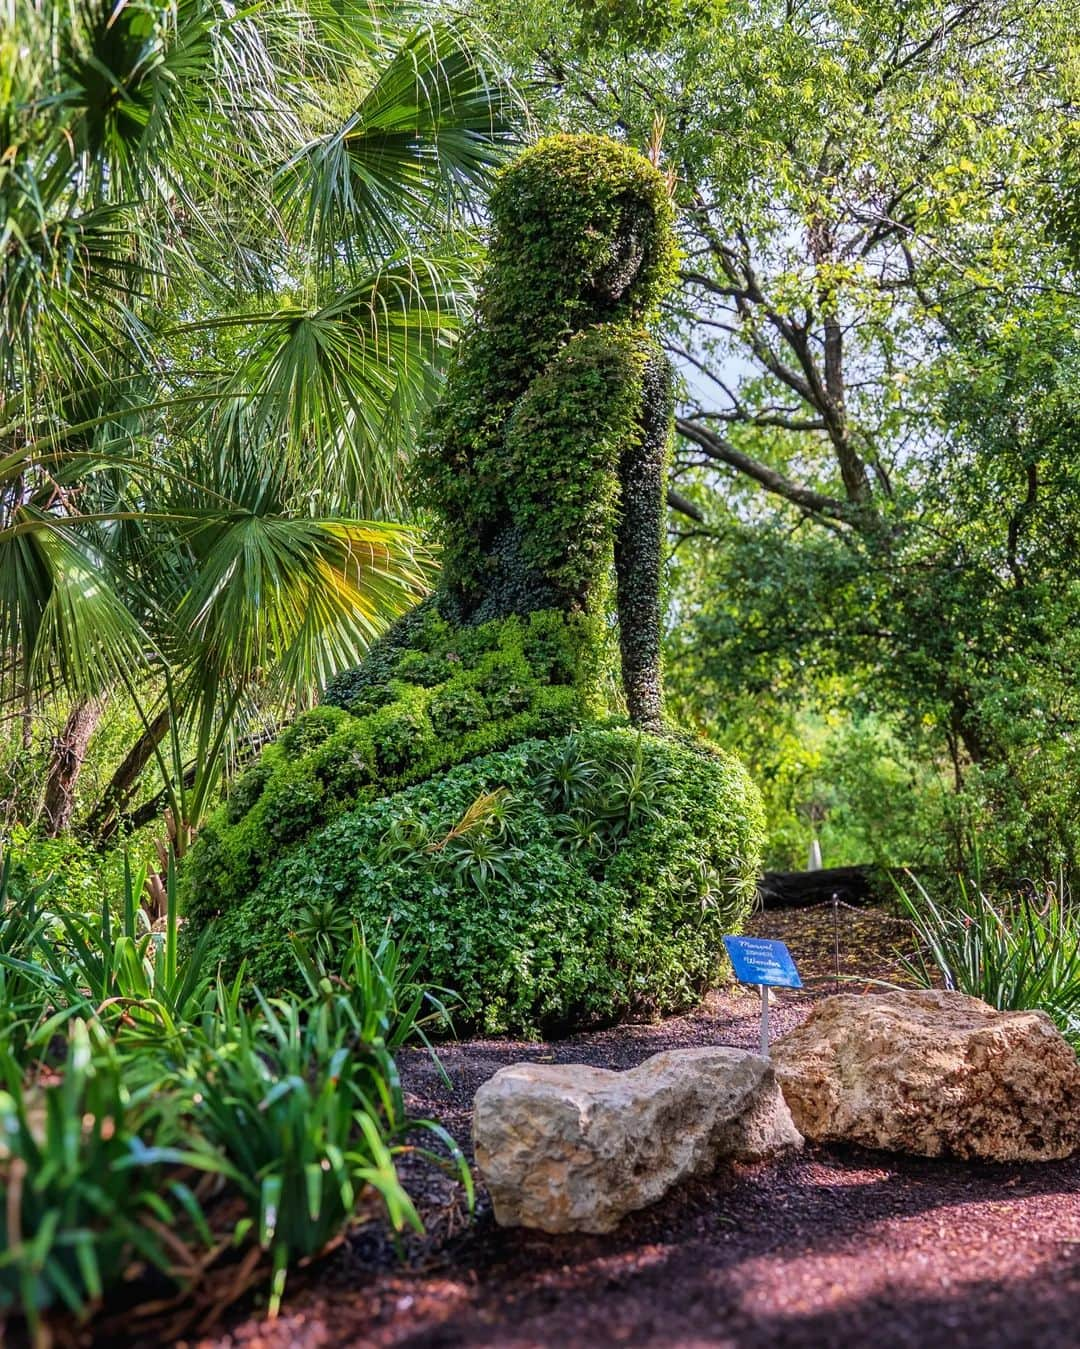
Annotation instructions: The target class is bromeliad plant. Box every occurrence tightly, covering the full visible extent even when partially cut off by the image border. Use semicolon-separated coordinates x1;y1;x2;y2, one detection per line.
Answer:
896;871;1080;1048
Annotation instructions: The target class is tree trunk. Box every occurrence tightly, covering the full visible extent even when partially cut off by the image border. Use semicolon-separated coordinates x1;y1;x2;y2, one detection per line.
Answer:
84;706;171;843
41;697;107;836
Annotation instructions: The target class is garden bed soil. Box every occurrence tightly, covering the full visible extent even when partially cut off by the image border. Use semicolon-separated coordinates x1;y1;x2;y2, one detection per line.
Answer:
112;907;1079;1349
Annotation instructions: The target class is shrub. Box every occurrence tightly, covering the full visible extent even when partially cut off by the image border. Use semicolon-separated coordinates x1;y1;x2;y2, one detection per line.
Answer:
413;134;678;619
1;825;149;915
193;728;763;1037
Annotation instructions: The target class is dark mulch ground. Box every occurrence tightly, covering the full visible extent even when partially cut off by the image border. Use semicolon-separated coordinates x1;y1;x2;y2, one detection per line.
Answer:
119;908;1080;1349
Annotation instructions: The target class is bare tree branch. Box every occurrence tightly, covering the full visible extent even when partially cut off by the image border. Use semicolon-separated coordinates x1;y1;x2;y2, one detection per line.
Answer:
667;487;705;521
675;418;853;523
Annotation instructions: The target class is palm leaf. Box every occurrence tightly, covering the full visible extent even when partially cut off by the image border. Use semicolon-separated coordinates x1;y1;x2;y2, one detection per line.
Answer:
173;510;432;713
0;508;148;700
194;256;474;512
285;17;518;263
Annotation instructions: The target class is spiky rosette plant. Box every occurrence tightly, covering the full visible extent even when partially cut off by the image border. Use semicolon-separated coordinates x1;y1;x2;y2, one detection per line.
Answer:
183;136;763;1035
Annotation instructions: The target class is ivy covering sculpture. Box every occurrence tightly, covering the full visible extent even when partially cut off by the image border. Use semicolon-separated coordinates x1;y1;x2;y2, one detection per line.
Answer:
183;136;763;1035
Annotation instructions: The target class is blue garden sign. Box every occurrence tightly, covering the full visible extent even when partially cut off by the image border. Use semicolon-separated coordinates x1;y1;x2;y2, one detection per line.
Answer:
722;936;803;989
722;936;803;1056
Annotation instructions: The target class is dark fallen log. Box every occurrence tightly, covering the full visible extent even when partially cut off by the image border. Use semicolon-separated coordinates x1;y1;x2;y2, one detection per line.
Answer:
757;864;883;911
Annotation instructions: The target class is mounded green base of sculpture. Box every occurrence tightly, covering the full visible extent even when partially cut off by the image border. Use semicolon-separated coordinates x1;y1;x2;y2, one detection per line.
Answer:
185;724;761;1037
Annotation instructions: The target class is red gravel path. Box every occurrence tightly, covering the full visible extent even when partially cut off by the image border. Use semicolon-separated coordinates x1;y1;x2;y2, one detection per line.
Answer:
124;911;1080;1349
214;1149;1080;1349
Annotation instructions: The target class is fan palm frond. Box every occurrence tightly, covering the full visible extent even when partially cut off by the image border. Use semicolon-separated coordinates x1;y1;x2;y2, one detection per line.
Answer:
0;509;148;701
194;255;475;512
174;510;432;715
0;0;522;834
286;17;518;264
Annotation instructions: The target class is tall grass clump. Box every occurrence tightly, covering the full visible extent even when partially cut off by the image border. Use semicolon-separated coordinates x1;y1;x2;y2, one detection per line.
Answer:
897;871;1080;1048
0;851;468;1345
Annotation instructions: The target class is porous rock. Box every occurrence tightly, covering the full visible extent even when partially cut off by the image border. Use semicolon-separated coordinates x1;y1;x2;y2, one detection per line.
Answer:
472;1046;802;1233
772;988;1080;1162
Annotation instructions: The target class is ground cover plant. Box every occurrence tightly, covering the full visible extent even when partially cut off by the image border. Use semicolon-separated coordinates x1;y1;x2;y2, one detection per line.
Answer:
0;858;468;1347
183;135;764;1035
189;728;760;1035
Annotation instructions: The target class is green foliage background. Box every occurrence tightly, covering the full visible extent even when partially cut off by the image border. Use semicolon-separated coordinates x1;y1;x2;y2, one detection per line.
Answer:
478;0;1080;885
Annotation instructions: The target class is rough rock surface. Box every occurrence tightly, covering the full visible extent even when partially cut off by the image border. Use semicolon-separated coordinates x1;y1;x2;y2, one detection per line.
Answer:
472;1046;802;1233
772;988;1080;1162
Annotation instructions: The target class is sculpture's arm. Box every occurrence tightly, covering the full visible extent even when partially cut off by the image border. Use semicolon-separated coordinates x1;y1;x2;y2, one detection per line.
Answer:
504;327;671;730
504;326;650;613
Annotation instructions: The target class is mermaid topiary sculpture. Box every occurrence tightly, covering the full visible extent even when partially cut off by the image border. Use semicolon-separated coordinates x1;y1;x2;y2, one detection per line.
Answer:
182;136;764;1036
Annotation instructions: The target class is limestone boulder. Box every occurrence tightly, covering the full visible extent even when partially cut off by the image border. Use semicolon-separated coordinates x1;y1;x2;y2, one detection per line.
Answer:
472;1046;802;1234
772;989;1080;1162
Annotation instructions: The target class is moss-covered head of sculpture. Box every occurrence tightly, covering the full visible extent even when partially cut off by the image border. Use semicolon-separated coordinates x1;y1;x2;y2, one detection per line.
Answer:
484;133;678;329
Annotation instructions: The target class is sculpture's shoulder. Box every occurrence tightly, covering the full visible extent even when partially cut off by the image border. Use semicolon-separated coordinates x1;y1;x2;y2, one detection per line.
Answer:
515;324;660;407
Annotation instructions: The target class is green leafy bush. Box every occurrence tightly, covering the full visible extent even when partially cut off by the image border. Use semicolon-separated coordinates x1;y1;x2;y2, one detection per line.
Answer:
413;134;678;621
1;825;149;915
897;872;1080;1048
192;728;763;1036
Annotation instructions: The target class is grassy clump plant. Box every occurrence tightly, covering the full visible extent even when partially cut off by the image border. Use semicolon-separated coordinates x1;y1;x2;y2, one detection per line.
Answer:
0;1018;217;1340
897;871;1080;1049
0;855;467;1346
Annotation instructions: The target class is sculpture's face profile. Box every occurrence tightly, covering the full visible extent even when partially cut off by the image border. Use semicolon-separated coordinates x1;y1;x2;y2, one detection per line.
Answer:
588;194;653;305
487;134;676;322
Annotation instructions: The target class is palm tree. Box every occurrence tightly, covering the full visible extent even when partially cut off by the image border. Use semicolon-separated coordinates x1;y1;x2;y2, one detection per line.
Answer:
0;0;517;840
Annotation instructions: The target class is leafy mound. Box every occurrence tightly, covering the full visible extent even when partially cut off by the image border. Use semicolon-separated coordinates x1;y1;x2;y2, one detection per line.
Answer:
189;728;763;1036
182;603;601;916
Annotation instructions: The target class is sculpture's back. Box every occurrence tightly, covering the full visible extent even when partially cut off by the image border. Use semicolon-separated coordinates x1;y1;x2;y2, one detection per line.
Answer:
326;135;677;727
183;137;764;1036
